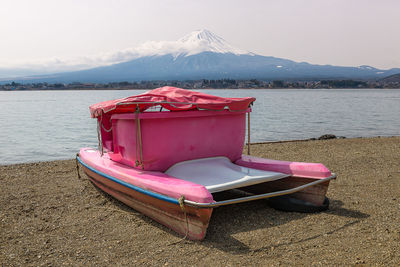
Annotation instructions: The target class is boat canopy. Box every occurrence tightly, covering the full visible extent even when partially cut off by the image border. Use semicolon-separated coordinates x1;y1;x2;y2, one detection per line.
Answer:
90;86;256;118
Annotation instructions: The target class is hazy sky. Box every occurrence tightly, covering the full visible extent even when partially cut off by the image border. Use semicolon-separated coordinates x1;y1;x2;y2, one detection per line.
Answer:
1;0;399;70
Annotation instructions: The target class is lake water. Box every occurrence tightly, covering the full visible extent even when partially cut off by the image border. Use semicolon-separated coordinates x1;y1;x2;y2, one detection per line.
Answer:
1;89;399;165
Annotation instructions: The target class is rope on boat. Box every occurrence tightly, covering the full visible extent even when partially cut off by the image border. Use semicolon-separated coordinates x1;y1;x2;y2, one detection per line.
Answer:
134;107;144;169
168;195;190;245
179;195;189;240
100;117;113;133
75;153;81;179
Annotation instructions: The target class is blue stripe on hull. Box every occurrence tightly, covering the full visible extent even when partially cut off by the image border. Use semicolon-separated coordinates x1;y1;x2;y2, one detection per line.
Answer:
77;156;180;205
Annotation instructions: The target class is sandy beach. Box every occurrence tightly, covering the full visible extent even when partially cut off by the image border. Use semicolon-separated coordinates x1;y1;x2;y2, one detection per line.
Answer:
1;137;399;266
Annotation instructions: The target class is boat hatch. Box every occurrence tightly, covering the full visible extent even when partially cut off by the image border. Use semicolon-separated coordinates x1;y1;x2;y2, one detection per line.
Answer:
165;157;289;193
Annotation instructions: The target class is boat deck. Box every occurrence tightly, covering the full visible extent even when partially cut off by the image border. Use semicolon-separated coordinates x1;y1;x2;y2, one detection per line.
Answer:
165;157;290;193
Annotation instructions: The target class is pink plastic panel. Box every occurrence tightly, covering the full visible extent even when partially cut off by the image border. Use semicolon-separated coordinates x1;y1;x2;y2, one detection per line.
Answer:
79;148;214;203
235;155;332;179
109;109;248;171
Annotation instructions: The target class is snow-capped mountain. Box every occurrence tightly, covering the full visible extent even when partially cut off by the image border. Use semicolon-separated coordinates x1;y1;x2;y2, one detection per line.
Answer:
1;30;399;83
96;29;252;62
0;29;251;79
175;29;252;56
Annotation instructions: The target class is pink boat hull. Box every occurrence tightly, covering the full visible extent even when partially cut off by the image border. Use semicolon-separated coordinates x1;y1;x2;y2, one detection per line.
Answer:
78;148;214;240
78;148;333;240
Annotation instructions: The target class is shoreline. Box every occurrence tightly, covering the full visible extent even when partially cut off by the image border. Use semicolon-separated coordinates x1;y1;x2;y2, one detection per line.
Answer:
2;87;400;91
1;136;399;265
1;135;399;167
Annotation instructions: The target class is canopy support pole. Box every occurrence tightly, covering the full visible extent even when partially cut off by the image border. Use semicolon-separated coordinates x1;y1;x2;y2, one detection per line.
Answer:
247;112;251;155
97;118;104;156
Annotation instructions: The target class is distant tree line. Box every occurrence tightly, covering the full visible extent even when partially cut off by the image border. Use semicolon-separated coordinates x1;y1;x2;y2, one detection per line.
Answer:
320;80;368;88
1;78;399;90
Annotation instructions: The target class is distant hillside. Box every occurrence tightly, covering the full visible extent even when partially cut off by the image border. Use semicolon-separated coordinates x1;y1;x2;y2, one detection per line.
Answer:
3;52;400;84
380;73;400;83
1;29;400;84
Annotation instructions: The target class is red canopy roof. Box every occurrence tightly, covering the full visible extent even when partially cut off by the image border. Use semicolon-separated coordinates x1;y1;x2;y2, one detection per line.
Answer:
90;86;256;118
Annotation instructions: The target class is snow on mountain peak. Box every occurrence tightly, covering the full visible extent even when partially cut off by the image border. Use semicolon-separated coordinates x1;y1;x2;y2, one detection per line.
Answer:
179;29;219;43
176;29;251;56
114;29;252;61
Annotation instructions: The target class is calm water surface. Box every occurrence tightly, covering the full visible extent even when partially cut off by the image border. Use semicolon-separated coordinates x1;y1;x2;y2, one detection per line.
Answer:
1;89;399;165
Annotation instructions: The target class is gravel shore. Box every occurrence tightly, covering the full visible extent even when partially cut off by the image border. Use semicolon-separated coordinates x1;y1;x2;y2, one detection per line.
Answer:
1;137;399;266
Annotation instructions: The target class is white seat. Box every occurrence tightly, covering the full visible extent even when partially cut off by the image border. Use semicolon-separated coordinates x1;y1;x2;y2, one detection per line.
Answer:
165;157;289;193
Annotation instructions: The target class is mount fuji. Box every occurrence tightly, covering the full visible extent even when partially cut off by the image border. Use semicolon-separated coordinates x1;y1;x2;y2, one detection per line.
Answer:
2;29;399;83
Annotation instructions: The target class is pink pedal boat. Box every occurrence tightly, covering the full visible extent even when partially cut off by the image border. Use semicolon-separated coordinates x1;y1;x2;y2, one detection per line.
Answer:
77;87;336;240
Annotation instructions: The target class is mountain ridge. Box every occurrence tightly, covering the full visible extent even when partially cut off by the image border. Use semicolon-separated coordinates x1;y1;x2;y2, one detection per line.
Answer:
1;29;399;83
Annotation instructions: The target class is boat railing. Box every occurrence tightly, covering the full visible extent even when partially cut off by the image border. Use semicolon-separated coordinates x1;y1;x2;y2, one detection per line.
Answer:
183;174;336;208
